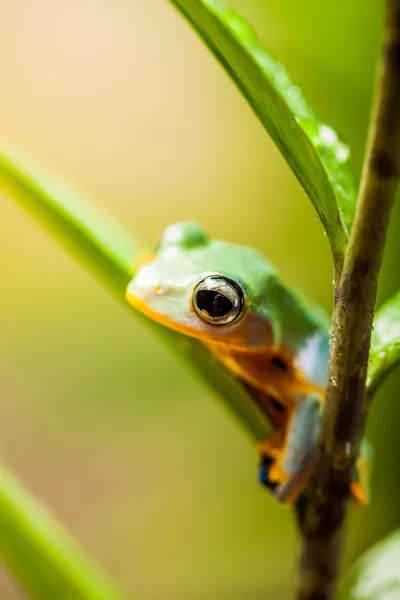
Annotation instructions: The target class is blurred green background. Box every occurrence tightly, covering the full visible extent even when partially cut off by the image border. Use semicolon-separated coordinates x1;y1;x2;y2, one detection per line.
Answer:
0;1;399;598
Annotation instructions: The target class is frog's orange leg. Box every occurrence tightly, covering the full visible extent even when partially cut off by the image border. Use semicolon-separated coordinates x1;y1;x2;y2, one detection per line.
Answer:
259;393;322;504
258;400;371;506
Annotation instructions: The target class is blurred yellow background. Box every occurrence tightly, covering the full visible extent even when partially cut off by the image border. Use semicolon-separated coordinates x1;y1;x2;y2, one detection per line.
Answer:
0;1;399;599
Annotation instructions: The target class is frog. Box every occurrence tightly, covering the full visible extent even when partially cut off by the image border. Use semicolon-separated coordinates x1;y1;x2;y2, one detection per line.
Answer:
125;222;370;505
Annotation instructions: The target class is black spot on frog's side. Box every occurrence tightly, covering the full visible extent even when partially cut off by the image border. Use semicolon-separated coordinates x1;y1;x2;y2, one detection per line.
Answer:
270;355;288;372
270;397;285;413
240;380;287;430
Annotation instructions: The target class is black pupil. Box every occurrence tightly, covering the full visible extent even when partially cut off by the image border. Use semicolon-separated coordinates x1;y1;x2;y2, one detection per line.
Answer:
196;290;233;318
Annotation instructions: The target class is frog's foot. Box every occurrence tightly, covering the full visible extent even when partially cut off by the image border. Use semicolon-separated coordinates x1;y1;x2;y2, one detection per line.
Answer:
258;454;278;491
274;393;321;504
257;444;311;504
258;393;322;505
271;453;315;504
259;400;371;507
350;439;372;506
257;435;282;491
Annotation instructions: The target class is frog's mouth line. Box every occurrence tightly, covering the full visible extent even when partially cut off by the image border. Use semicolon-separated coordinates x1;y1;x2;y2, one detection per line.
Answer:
125;288;269;351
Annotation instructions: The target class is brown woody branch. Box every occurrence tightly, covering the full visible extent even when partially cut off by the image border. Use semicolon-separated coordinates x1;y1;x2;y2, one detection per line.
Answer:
296;1;400;599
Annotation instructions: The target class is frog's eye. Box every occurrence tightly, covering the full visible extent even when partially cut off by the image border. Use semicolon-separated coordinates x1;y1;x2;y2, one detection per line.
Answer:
193;276;245;326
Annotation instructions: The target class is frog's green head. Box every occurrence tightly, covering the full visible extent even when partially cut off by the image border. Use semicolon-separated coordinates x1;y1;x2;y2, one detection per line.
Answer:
126;222;277;349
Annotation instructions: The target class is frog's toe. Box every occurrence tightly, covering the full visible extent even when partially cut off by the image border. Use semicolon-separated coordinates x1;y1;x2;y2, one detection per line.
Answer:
257;449;310;504
350;449;371;506
257;435;282;491
350;481;368;505
258;454;278;491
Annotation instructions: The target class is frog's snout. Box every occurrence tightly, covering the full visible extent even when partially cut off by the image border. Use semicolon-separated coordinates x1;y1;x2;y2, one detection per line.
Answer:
125;270;203;340
125;275;167;322
127;264;163;299
125;272;159;306
125;265;190;320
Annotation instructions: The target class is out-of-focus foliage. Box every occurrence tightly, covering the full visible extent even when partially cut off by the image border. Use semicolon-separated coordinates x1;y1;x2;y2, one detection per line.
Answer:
0;1;398;599
0;142;270;443
169;0;356;264
339;530;400;599
368;292;400;396
0;463;128;600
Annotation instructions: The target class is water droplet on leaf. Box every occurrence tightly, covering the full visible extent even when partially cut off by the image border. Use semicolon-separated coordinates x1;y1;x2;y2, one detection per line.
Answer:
274;65;290;87
252;47;276;74
288;85;301;100
203;0;229;13
335;142;350;163
319;125;339;147
225;11;258;42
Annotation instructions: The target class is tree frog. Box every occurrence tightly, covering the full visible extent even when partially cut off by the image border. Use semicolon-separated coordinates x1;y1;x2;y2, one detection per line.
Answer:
126;222;370;505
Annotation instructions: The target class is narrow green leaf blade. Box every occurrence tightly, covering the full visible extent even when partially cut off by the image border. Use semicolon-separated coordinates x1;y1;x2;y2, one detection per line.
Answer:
368;291;400;395
0;462;128;600
0;142;141;296
0;141;271;445
339;529;400;599
168;0;357;261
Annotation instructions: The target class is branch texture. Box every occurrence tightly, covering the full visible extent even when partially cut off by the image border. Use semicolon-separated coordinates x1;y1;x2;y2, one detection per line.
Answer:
297;1;400;598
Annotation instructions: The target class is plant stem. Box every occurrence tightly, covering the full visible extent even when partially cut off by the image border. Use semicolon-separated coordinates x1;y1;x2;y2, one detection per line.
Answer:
296;2;400;599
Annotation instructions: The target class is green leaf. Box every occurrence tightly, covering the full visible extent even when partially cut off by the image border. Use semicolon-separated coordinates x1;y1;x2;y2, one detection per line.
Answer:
368;291;400;395
339;529;400;599
0;462;128;600
0;141;271;445
168;0;357;265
